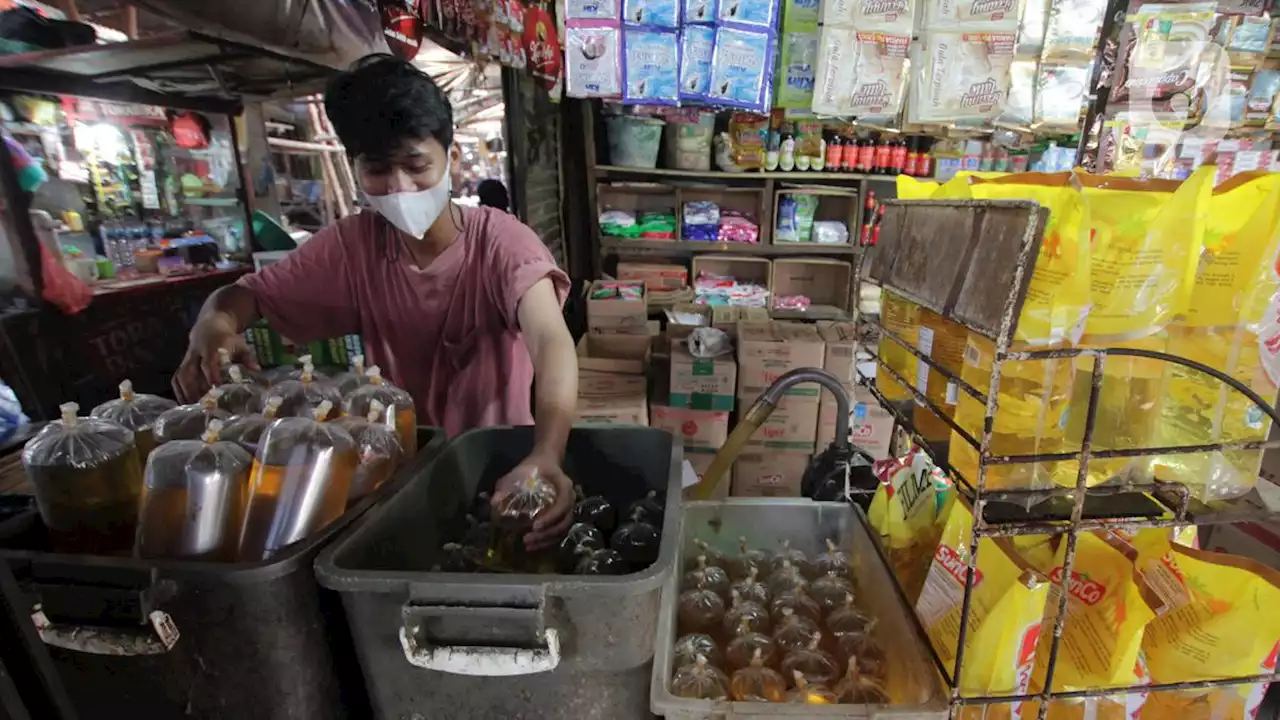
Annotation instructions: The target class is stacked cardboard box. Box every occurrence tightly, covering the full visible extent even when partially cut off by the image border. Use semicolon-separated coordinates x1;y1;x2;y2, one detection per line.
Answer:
816;322;894;460
733;322;826;497
577;334;650;426
586;280;648;335
651;405;731;499
669;346;736;412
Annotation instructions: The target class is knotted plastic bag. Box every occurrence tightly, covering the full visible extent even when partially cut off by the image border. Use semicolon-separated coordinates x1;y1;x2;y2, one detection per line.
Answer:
341;365;416;454
221;396;285;456
153;389;231;445
215;365;266;416
331;399;404;505
270;358;341;420
91;379;176;459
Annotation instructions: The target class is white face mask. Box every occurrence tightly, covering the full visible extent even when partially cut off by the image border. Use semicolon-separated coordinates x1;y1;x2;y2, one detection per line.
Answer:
363;159;452;239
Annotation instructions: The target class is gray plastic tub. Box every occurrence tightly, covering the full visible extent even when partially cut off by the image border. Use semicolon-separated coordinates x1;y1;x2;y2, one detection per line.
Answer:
315;426;682;720
651;499;949;720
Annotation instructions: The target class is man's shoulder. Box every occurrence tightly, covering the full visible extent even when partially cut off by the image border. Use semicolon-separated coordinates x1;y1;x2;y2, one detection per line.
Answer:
469;206;540;251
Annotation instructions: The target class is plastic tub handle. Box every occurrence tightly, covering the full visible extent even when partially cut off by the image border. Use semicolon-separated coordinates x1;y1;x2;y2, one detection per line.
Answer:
31;606;179;656
399;626;561;677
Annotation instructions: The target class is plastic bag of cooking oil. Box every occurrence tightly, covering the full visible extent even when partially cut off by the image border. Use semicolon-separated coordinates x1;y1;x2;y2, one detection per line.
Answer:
331;399;403;504
22;402;144;554
1150;173;1280;503
878;290;921;403
215;365;266;416
221;396;285;456
341;366;417;455
270;358;341;420
136;419;252;560
238;401;356;560
153;389;232;445
914;500;1051;702
331;354;371;396
216;348;265;386
1018;531;1162;720
91;380;177;459
913;307;971;443
868;448;948;602
896;176;940;199
1138;540;1280;720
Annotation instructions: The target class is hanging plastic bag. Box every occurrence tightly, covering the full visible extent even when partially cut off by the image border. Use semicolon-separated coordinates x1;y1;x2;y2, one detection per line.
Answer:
331;399;404;504
153;388;231;445
238;401;356;560
91;379;177;459
135;419;252;560
270;357;341;420
22;402;143;554
341;365;416;454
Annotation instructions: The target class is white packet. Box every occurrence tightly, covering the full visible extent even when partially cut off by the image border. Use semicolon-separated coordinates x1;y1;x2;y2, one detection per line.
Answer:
912;31;1017;122
566;26;622;98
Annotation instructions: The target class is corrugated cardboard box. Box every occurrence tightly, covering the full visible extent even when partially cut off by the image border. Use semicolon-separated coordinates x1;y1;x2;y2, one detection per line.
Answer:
669;347;736;411
739;393;819;451
667;304;711;344
682;448;728;500
651;405;730;450
710;306;769;338
616;262;688;291
587;280;648;335
737;322;826;403
732;450;811;497
577;334;649;397
818;322;859;387
577;394;649;426
816;386;895;459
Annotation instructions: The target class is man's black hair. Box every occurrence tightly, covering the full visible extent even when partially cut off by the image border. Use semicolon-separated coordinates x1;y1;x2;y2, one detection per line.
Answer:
476;179;510;211
324;54;454;160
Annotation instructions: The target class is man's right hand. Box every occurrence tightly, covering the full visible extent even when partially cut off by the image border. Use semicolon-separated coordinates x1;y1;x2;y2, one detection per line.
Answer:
172;314;259;403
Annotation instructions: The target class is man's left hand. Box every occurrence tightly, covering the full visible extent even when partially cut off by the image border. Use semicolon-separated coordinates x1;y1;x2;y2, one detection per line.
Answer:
490;454;574;551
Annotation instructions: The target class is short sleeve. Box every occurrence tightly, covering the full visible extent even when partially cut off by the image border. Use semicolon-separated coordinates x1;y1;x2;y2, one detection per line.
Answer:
237;219;361;343
483;210;570;330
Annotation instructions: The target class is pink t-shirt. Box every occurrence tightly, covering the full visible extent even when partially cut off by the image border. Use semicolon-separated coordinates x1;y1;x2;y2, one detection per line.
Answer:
238;207;569;437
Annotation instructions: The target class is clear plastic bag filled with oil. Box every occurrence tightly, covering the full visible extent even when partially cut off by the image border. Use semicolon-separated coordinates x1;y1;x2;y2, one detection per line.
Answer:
221;396;285;456
810;573;856;615
238;401;356;561
270;358;341;420
330;400;404;505
153;389;232;445
611;508;661;568
91;380;176;459
677;588;726;635
834;658;891;703
216;348;266;386
283;354;330;382
682;554;731;596
331;354;371;396
771;591;821;627
22;402;144;554
671;655;730;700
726;619;777;670
674;633;723;670
773;606;820;654
780;633;840;688
722;590;771;636
729;537;772;581
730;648;786;702
215;365;266;416
341;366;416;455
731;567;771;606
488;468;558;572
135;419;252;560
786;671;838;704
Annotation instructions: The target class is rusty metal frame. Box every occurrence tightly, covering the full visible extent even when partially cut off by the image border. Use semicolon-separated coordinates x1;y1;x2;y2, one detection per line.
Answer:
857;201;1280;718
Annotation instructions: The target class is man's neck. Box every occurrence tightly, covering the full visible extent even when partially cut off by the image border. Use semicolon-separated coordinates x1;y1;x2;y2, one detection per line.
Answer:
404;204;462;267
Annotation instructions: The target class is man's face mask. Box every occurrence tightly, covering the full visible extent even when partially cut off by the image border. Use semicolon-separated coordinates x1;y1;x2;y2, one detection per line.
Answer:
363;158;452;239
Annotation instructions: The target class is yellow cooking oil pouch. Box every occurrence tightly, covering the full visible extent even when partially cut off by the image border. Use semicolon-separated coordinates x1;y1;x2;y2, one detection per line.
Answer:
915;500;1051;711
1151;173;1280;503
1019;531;1164;720
898;175;942;199
878;289;922;403
869;448;946;602
1138;542;1280;720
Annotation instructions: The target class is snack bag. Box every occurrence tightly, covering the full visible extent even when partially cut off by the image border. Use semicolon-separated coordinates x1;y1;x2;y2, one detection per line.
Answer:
1019;531;1162;720
868;448;947;602
912;31;1017;123
1138;542;1280;719
1152;173;1280;502
915;500;1051;708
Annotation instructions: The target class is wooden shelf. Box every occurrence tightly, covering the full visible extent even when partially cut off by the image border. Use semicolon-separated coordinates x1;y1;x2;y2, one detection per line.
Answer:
596;165;914;182
600;238;859;257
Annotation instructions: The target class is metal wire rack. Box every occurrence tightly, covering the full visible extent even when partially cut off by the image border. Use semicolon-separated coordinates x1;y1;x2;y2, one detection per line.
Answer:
854;198;1280;718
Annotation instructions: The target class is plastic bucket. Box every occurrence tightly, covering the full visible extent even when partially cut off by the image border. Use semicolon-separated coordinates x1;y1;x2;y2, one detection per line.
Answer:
316;426;682;720
606;116;665;169
0;428;444;720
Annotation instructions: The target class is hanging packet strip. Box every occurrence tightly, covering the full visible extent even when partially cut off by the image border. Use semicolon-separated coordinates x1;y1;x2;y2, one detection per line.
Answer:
912;31;1017;122
1040;0;1106;61
680;25;717;100
821;0;915;33
774;31;819;108
1110;3;1216;106
707;27;775;112
926;0;1021;30
623;0;680;26
780;0;820;32
995;59;1036;129
1033;62;1090;130
566;25;622;98
716;0;780;32
684;0;716;22
622;28;681;105
567;0;620;20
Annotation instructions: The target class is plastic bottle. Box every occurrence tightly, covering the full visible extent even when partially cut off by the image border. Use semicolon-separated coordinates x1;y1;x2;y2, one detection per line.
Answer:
889;136;908;175
825;132;844;171
779;124;797;172
874;136;892;174
856;135;875;173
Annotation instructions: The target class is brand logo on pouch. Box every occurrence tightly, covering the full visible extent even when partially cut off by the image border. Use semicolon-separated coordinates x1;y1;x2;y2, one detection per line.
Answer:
862;0;907;16
850;80;891;110
936;544;983;587
960;78;1002;109
1049;567;1107;605
969;0;1013;16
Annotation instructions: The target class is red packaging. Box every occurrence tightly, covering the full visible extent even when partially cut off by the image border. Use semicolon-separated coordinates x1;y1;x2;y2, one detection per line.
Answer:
826;136;844;170
890;139;908;173
857;140;875;171
874;140;892;172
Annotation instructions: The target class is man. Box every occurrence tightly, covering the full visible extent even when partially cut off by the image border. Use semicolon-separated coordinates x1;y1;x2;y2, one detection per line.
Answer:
173;55;578;549
476;179;510;212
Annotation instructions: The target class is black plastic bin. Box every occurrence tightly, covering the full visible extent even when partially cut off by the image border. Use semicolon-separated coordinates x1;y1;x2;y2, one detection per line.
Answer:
0;427;444;720
315;426;681;720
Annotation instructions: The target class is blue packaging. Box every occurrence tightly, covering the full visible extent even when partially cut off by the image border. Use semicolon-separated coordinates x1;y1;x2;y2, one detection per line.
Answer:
622;0;680;27
622;28;681;105
716;0;779;31
679;26;716;100
684;0;717;23
707;26;775;111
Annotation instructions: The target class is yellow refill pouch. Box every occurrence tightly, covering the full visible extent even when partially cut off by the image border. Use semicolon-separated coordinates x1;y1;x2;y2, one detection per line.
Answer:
879;290;922;403
898;175;941;199
869;448;944;602
1020;531;1162;720
1139;543;1280;720
1152;173;1280;502
948;174;1090;493
915;500;1052;714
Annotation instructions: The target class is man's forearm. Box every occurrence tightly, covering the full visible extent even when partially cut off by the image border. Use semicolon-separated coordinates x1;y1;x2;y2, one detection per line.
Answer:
529;329;577;462
195;284;261;337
